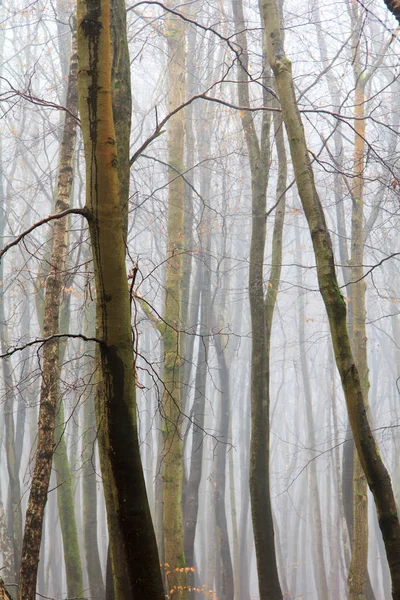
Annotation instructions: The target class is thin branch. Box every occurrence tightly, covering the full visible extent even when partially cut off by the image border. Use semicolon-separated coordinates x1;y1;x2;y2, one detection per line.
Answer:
0;333;103;360
0;76;81;124
131;290;163;332
0;208;88;261
340;252;400;288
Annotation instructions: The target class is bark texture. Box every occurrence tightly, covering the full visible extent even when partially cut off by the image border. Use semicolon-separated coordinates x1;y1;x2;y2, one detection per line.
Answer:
77;1;164;597
18;32;80;600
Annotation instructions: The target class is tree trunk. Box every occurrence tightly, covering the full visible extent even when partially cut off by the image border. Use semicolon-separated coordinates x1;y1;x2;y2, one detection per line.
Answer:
296;224;329;600
183;226;211;593
347;6;369;594
82;291;105;600
77;1;164;597
111;0;132;237
0;14;22;587
161;6;187;595
214;331;234;600
18;30;81;600
231;0;282;596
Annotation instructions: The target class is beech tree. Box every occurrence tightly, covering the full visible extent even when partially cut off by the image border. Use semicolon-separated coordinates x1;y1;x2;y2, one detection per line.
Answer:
77;0;164;597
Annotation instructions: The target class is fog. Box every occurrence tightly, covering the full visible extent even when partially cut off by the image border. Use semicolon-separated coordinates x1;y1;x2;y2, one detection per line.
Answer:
0;0;399;599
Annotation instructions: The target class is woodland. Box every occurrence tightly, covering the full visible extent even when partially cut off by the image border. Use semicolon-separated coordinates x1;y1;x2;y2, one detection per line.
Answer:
0;0;400;599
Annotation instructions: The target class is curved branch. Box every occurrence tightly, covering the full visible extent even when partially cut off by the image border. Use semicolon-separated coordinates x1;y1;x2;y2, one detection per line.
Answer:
0;333;103;360
0;208;88;261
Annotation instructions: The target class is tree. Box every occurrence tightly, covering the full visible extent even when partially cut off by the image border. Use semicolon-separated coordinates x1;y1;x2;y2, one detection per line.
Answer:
18;27;82;600
230;0;284;595
261;0;400;598
77;0;164;597
160;4;187;594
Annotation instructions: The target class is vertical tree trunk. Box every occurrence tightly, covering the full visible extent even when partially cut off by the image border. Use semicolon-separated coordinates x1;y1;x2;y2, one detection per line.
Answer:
0;15;22;587
347;7;369;596
231;0;283;595
214;331;234;600
228;425;240;600
183;220;211;593
261;2;400;597
295;225;329;600
180;8;196;418
162;6;187;595
238;382;251;600
82;290;105;600
77;1;164;598
18;31;82;600
111;0;132;237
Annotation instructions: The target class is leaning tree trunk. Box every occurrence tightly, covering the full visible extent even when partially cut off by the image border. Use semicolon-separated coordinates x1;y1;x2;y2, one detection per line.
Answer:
261;1;400;598
77;1;164;598
18;31;82;600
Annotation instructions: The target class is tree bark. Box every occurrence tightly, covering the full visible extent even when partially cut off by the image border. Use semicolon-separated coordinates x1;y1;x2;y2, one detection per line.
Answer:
161;5;187;595
77;1;164;597
231;0;283;595
82;291;105;600
0;13;22;587
18;30;81;600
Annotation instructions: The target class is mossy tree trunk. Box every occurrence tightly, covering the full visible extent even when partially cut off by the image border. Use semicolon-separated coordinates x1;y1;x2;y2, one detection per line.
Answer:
100;0;134;593
111;0;132;238
77;1;164;598
261;1;400;598
53;31;85;600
